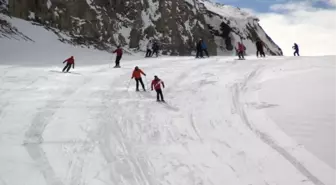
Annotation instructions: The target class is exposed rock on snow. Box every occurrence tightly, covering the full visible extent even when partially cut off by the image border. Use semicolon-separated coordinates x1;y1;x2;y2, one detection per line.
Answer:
5;0;282;56
0;0;8;15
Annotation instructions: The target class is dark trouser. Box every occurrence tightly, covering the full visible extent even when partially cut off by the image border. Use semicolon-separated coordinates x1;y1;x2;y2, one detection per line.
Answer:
151;49;159;57
146;49;152;57
294;50;300;56
238;51;244;59
202;49;209;57
62;63;72;72
135;78;146;91
196;49;203;58
155;89;164;101
115;55;122;67
257;49;265;57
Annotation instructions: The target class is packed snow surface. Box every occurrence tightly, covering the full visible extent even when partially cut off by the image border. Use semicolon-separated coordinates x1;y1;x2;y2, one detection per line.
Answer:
259;58;335;169
0;13;335;185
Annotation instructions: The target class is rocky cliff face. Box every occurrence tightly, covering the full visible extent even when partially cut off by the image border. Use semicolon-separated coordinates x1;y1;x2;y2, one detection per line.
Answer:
0;0;33;41
2;0;282;56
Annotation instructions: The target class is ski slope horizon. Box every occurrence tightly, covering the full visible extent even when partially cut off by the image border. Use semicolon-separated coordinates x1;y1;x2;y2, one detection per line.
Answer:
0;13;335;185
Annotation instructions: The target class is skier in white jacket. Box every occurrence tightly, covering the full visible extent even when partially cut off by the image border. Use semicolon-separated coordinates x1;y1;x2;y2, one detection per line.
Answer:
145;40;152;57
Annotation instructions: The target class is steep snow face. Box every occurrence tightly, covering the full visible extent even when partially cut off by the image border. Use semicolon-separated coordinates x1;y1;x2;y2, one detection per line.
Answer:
5;0;281;56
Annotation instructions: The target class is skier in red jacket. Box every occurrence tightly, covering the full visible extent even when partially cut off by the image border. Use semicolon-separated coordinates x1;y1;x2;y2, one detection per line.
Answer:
151;75;165;102
236;42;246;59
62;56;75;73
131;66;147;91
113;45;123;68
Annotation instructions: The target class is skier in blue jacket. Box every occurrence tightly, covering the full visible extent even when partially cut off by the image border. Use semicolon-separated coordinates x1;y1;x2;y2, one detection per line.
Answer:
201;39;209;57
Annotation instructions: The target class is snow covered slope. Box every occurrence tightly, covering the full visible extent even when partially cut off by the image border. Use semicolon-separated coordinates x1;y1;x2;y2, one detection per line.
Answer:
3;0;281;56
0;14;143;66
0;15;335;185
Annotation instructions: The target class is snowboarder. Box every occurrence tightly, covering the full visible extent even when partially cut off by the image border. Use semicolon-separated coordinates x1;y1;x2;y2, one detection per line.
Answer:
151;75;165;102
236;42;246;59
256;40;265;57
293;43;299;56
62;56;75;73
131;66;147;91
201;39;209;57
151;41;159;57
196;39;203;58
146;40;152;57
113;45;123;68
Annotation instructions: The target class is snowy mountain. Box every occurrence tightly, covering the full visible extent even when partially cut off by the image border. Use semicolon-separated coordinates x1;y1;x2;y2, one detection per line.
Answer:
0;5;335;185
1;0;282;56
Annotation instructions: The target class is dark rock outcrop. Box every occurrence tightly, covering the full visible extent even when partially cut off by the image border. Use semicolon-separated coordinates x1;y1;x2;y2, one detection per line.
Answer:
3;0;282;55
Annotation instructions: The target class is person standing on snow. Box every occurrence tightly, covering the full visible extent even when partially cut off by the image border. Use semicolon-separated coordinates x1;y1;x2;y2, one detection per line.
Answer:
201;39;209;57
236;42;246;59
151;75;165;102
62;56;75;73
256;40;265;57
131;66;147;91
293;43;300;56
146;40;152;57
113;45;123;68
196;39;203;58
151;41;160;57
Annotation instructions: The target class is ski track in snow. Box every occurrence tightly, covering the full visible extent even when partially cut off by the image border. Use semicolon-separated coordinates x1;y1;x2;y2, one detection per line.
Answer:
230;65;325;185
23;72;93;185
92;57;215;184
0;56;334;185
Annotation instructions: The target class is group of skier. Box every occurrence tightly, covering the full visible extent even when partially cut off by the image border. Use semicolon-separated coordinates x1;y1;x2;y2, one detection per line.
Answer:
145;40;160;58
61;38;301;102
235;40;299;59
131;66;165;102
61;55;165;102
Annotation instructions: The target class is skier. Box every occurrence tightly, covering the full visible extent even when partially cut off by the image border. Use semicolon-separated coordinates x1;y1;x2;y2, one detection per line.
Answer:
236;42;246;59
151;41;159;57
113;45;123;68
146;40;152;57
293;43;299;56
131;66;147;91
196;39;203;58
256;40;265;57
151;75;165;102
62;56;75;73
201;39;209;57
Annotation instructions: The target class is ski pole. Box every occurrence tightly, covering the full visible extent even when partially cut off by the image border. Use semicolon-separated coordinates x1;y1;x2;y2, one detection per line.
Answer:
144;76;149;90
126;79;131;90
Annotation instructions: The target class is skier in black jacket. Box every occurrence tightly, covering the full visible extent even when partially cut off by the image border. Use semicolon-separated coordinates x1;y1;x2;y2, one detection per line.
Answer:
151;41;159;57
256;40;265;57
196;39;203;58
293;43;300;56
